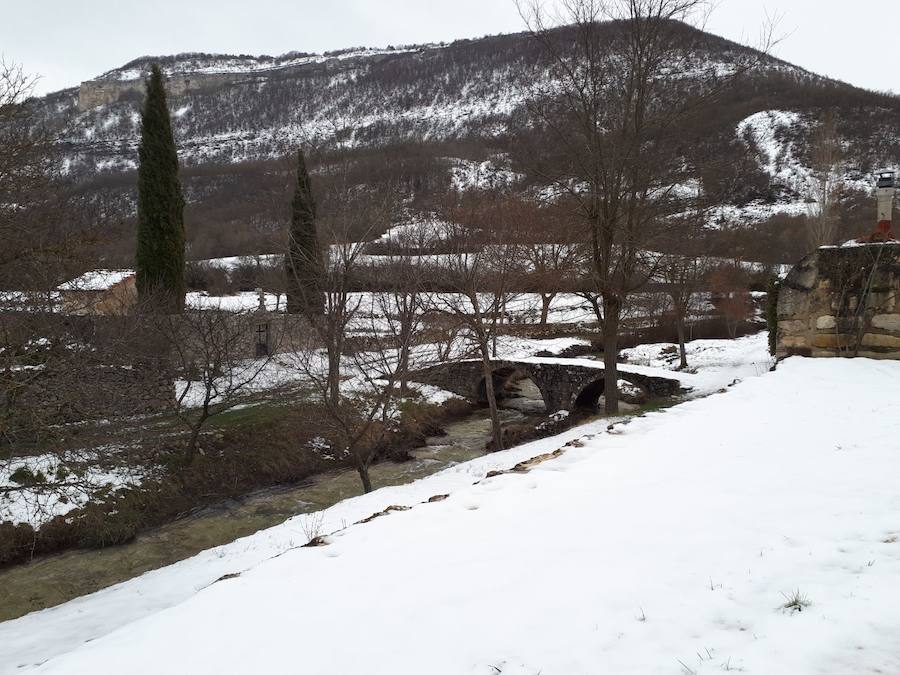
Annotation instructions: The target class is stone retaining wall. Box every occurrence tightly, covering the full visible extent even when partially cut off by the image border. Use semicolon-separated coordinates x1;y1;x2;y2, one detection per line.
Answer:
776;243;900;359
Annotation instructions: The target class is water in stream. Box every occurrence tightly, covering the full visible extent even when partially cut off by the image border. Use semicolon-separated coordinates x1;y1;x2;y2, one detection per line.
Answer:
0;407;527;622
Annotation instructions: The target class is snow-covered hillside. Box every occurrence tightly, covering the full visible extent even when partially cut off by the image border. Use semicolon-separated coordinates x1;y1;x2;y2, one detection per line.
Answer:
30;22;900;260
42;24;821;174
5;341;900;674
708;109;880;227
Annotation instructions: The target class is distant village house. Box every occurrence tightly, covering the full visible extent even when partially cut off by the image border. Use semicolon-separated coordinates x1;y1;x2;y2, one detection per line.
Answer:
57;269;137;316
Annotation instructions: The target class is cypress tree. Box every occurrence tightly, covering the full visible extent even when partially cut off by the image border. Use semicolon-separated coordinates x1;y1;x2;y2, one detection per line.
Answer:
285;149;323;314
135;64;186;312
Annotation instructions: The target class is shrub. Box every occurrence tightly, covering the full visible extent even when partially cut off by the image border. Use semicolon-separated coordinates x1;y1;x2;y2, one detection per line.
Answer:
9;466;46;487
0;521;36;565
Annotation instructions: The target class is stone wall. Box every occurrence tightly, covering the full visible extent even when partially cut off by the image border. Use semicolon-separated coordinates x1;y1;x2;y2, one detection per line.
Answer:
10;361;174;428
776;243;900;359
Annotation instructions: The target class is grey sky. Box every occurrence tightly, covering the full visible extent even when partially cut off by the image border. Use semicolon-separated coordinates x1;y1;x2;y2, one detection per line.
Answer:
3;0;896;96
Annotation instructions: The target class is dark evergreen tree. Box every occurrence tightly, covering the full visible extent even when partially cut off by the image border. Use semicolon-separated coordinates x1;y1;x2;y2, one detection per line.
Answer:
135;64;186;312
285;149;323;314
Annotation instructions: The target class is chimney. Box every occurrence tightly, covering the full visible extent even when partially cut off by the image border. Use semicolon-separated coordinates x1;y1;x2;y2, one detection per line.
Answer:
874;169;895;239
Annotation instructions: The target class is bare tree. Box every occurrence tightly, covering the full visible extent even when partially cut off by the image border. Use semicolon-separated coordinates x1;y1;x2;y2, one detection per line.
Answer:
510;199;581;324
162;306;277;464
284;144;409;492
708;263;752;338
437;198;523;451
516;0;774;413
656;210;712;368
0;61;104;449
658;253;708;369
372;222;437;396
0;61;48;276
806;110;843;249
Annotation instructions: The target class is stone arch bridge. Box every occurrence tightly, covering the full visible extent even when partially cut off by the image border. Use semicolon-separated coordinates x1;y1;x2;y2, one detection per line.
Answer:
410;359;682;412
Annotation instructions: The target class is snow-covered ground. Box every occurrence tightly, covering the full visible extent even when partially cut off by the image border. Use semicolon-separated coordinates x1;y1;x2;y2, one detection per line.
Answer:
6;346;899;674
0;333;828;673
55;269;133;292
184;290;283;312
178;289;602;323
0;450;145;527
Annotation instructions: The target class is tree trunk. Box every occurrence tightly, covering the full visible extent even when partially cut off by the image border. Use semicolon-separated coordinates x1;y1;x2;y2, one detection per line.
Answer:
587;295;603;325
676;316;688;370
398;318;411;397
602;293;620;415
398;342;410;397
539;294;552;325
726;314;738;339
491;297;500;358
327;344;341;409
479;345;503;451
355;459;373;493
186;418;204;464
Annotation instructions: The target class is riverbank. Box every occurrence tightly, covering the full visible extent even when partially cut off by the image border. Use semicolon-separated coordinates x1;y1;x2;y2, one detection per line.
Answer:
0;392;591;621
0;395;475;569
0;335;603;571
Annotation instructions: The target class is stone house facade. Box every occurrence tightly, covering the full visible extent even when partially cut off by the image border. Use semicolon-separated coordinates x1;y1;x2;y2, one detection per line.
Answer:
776;243;900;359
57;269;138;316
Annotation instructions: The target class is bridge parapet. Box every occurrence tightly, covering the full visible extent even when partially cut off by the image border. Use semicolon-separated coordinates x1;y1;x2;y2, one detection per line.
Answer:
410;359;680;412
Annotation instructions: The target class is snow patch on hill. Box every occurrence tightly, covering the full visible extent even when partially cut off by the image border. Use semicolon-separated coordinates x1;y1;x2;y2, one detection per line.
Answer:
448;157;525;192
739;110;808;184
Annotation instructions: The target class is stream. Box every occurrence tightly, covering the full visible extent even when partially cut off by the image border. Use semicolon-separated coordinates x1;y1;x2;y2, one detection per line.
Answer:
0;405;533;622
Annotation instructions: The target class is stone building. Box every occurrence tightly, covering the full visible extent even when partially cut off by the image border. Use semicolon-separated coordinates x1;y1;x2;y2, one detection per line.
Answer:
57;269;137;316
55;270;292;359
776;242;900;359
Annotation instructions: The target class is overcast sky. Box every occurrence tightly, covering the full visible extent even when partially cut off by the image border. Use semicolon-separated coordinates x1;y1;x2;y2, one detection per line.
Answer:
3;0;897;96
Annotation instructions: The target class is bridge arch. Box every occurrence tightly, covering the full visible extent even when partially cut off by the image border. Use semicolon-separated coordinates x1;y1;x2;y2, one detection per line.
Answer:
572;376;650;410
474;366;547;412
408;359;680;412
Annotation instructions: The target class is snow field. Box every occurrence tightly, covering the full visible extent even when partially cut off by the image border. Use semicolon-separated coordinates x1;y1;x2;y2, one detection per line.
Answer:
17;353;900;674
0;333;826;675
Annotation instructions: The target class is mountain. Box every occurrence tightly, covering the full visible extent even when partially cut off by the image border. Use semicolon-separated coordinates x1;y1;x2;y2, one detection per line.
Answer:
32;22;900;264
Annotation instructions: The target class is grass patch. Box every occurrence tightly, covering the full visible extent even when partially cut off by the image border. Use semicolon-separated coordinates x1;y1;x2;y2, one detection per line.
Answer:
780;589;811;614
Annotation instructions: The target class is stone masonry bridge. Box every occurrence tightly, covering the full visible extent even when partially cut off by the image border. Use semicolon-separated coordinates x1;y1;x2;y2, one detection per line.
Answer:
410;358;682;412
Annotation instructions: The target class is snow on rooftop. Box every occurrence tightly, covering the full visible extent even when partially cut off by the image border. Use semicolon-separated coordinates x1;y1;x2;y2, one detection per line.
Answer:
57;269;134;292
